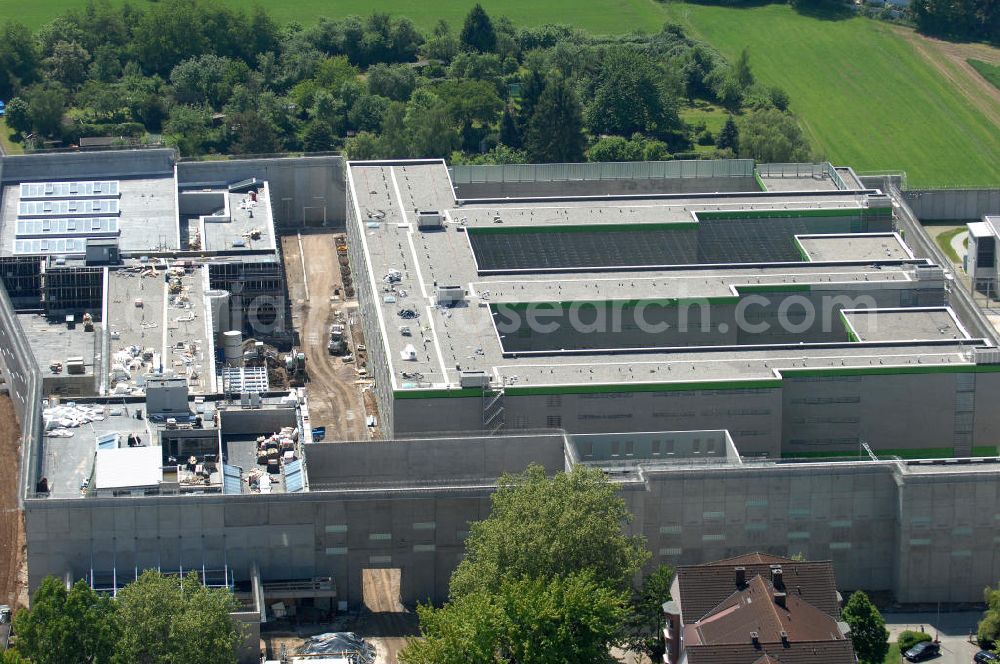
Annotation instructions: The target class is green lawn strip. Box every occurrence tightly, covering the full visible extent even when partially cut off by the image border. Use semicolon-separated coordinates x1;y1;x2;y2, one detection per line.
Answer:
0;118;24;155
934;226;966;263
968;59;1000;91
883;643;901;664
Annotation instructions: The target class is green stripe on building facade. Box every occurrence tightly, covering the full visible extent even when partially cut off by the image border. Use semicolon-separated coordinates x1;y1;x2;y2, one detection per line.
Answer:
489;297;740;310
466;222;699;235
735;284;812;293
394;361;996;398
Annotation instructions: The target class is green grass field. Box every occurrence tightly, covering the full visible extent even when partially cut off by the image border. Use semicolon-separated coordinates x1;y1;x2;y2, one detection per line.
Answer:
968;59;1000;90
0;118;24;155
2;0;998;186
659;3;1000;187
0;0;665;33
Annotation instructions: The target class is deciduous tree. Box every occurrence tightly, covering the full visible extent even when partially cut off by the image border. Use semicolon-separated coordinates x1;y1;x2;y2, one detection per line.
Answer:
449;464;649;598
738;108;811;163
842;590;889;664
586;48;681;139
13;578;117;664
113;570;242;664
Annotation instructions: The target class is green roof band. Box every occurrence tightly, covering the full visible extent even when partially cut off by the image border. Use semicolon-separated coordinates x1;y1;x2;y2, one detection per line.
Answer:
465;207;889;234
490;297;739;311
466;222;698;235
393;362;997;398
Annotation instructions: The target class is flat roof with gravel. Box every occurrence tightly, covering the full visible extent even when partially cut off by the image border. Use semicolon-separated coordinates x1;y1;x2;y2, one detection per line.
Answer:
0;176;179;256
347;160;991;394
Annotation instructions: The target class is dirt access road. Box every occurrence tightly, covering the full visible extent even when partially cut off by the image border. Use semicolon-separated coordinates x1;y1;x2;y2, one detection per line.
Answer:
0;395;26;609
895;27;1000;131
282;232;369;441
358;568;419;664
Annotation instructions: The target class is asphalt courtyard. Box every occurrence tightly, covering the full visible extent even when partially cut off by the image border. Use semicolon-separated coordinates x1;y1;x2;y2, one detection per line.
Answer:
885;611;982;663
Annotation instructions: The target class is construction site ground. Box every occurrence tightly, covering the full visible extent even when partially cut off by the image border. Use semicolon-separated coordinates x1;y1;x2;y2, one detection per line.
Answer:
281;231;375;441
0;395;26;610
261;568;418;664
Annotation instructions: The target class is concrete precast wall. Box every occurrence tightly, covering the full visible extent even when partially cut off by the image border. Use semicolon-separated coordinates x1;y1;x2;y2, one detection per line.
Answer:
0;149;175;182
219;407;298;436
23;456;1000;606
178;156;346;229
178;190;226;217
450;159;757;198
454;176;759;199
305;433;566;486
0;281;43;501
904;189;1000;221
625;462;899;592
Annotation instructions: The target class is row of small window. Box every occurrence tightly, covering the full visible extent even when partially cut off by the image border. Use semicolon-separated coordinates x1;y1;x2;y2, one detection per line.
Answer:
576;438;723;457
788;417;861;425
658;518;856;530
789;396;861;405
656;540;853;551
325;522;438;534
325;548;436;558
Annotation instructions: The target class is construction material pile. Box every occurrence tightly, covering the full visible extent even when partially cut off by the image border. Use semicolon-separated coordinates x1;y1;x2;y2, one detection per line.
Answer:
44;403;106;437
253;426;299;475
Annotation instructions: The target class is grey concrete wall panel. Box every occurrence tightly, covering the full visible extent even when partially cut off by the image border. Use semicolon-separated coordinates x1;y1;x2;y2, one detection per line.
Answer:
781;373;965;455
905;189;1000;221
0;149;175;182
178;157;346;229
26;457;1000;606
219;407;298;436
306;434;565;487
454;176;759;199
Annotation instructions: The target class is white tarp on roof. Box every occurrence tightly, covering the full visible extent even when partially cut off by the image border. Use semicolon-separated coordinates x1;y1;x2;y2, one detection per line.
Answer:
95;446;162;490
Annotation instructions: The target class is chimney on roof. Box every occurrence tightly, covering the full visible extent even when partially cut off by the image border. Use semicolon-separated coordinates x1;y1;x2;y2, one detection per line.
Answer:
735;566;746;588
771;565;784;590
774;590;787;609
750;631;760;649
780;630;790;647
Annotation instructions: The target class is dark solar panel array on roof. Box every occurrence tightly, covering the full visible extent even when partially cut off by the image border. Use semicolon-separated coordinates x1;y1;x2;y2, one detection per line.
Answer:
470;228;699;271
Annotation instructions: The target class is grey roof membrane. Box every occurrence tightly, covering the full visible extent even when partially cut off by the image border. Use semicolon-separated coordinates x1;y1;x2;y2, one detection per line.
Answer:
346;161;987;392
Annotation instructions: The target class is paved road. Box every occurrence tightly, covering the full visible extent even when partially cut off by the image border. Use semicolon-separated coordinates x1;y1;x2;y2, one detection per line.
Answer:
884;611;981;663
951;230;969;267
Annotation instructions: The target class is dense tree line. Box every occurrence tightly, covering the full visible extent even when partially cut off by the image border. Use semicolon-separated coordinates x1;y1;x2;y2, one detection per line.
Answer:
6;571;242;664
912;0;999;42
0;0;814;163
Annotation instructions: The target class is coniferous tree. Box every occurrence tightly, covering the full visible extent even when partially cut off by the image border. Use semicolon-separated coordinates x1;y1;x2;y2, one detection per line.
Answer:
498;104;521;149
524;76;585;163
716;115;739;152
459;4;497;54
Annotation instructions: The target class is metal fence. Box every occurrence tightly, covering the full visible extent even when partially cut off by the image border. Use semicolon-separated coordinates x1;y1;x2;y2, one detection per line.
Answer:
903;188;1000;221
450;159;755;184
0;275;43;503
757;162;847;190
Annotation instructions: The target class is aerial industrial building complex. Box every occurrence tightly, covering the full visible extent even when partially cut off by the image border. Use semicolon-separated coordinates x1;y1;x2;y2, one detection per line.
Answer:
1;150;999;659
347;159;1000;459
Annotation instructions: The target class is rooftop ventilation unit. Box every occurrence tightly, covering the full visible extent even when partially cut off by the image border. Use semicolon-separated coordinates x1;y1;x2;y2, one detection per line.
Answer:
459;370;490;388
436;285;464;306
417;210;443;229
